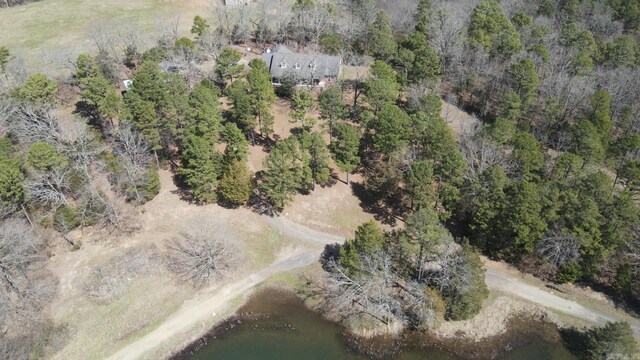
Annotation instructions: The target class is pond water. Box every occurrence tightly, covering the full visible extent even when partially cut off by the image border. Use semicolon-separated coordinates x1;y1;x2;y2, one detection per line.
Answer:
174;288;576;360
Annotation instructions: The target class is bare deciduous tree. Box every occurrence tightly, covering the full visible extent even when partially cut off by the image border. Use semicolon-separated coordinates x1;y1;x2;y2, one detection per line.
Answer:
458;121;510;180
313;254;404;333
83;244;161;303
111;122;155;204
7;104;63;147
537;231;582;269
164;230;240;288
0;218;41;293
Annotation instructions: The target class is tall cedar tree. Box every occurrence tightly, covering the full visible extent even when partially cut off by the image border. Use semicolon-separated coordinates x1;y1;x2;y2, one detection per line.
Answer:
260;137;304;209
179;135;222;203
215;47;243;83
218;160;252;206
330;122;361;184
318;86;347;143
246;59;276;138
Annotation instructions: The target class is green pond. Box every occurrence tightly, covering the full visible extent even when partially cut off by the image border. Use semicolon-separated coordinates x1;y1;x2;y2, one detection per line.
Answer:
175;288;576;360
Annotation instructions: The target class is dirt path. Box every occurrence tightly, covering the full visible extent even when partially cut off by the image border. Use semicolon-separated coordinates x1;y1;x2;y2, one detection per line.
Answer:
107;216;640;360
485;262;640;338
105;250;318;360
105;215;342;360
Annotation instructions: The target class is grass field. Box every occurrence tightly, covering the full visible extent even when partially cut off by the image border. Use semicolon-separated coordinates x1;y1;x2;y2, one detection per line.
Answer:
0;0;211;73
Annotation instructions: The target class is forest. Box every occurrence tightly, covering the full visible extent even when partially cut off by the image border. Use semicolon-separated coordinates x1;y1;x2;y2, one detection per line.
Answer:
1;0;640;358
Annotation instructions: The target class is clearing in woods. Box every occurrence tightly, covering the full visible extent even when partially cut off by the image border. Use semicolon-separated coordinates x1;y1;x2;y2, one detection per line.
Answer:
0;0;211;72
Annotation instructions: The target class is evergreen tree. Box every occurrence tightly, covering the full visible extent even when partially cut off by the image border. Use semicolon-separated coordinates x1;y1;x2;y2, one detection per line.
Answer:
401;32;440;82
415;0;433;36
0;152;24;213
0;46;10;75
227;79;256;134
566;322;638;360
365;61;400;112
124;92;161;151
509;58;540;103
223;122;249;164
191;15;209;38
402;207;452;280
17;73;57;104
439;243;489;320
339;221;386;275
330;122;360;184
291;90;314;128
246;59;276;138
466;165;509;251
588;89;613;146
511;132;544;179
405;160;434;210
318;86;347;143
468;0;523;58
80;72;122;124
184;79;222;139
27;142;67;172
218;160;252;206
499;180;546;258
298;131;331;186
368;104;412;156
260;138;304;209
367;11;397;60
179;135;222;203
215;47;243;83
74;54;98;81
571;120;606;167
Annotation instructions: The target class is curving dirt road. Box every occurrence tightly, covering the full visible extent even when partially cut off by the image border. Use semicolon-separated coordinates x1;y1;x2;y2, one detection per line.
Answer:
105;216;342;360
106;217;639;360
485;263;640;338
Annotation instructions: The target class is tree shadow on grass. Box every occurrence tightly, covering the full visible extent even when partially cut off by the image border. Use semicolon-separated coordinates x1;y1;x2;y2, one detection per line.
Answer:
168;161;203;205
349;181;405;226
558;327;589;359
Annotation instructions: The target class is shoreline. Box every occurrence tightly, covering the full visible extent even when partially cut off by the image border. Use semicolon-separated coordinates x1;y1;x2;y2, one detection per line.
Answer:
167;285;569;360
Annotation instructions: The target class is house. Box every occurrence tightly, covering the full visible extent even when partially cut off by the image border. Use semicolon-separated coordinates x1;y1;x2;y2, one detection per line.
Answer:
261;46;342;87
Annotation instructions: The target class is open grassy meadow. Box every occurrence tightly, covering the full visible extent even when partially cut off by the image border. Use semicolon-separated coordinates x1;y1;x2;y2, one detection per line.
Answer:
0;0;211;73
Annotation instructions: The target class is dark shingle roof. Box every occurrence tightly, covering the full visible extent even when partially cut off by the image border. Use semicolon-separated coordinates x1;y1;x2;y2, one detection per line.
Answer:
262;46;342;82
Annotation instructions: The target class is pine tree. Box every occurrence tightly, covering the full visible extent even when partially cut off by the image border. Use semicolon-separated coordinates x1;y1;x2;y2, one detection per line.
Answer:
17;73;57;104
227;79;256;135
291;90;314;128
402;207;452;280
215;47;243;83
27;142;67;172
184;79;222;139
218;160;252;206
223;122;249;164
318;86;347;143
191;15;209;38
339;221;386;275
367;11;397;60
298;131;331;186
405;160;434;210
179;135;222;203
330;122;360;184
365;61;400;112
260;138;303;209
247;59;276;138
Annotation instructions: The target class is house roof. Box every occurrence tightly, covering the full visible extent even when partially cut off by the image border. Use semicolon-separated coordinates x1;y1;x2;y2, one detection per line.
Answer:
262;46;342;81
